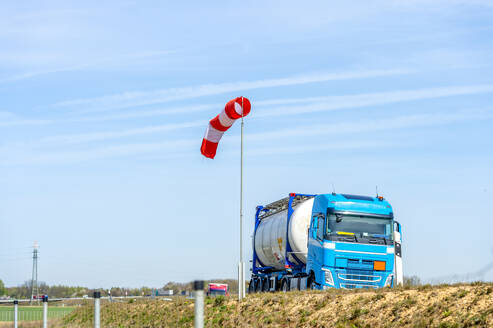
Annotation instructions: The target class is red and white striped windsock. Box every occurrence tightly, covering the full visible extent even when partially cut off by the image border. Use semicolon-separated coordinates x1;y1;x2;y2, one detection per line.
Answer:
200;97;251;159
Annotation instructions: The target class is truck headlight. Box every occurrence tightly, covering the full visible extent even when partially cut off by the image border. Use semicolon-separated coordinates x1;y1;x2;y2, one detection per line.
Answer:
384;274;393;287
322;268;334;286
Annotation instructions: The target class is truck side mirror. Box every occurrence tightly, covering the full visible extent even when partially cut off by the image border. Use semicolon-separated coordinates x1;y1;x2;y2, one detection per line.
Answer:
394;221;402;242
394;221;401;233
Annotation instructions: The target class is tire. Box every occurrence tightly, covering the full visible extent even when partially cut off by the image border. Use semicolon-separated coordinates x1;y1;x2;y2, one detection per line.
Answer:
261;278;270;292
281;278;290;292
248;279;255;294
254;279;261;293
307;274;315;290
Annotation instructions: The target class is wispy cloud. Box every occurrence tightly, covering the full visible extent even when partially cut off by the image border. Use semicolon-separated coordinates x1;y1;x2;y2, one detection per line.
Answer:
68;104;220;123
4;84;493;131
255;85;493;117
0;111;16;120
248;140;399;156
35;120;206;146
248;108;493;141
0;111;52;127
51;69;412;112
0;50;174;84
392;0;493;9
0;121;206;159
1;139;196;166
59;84;493;124
1;138;397;165
0;119;52;127
4;107;491;165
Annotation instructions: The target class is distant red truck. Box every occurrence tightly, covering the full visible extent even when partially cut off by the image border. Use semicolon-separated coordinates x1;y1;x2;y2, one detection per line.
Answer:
207;283;228;297
32;295;47;299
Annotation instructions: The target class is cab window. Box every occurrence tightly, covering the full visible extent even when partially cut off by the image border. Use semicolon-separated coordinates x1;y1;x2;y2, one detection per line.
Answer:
317;216;325;240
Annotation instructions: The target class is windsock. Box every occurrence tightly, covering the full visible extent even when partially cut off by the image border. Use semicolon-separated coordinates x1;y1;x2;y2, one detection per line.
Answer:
200;97;251;159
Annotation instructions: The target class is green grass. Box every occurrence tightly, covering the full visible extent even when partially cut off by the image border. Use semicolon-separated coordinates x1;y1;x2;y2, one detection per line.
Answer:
0;306;74;321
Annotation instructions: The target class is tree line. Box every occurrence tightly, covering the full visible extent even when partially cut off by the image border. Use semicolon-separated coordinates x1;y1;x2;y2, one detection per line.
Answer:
0;276;424;299
0;278;238;299
0;279;153;299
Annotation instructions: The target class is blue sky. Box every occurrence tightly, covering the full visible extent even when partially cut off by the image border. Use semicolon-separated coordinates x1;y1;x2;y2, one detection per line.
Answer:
1;0;492;288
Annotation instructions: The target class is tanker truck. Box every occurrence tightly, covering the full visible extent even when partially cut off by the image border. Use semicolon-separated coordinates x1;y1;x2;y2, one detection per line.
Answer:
248;193;403;292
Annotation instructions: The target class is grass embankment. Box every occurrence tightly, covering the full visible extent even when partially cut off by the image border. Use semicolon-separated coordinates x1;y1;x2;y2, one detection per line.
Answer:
56;283;492;327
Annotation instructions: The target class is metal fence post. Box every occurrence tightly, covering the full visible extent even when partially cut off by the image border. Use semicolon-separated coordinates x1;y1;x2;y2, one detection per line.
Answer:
14;300;18;328
193;280;204;328
94;291;101;328
43;296;48;328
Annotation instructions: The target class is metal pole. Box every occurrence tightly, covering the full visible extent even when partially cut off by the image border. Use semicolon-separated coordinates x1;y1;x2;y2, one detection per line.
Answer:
30;242;38;304
42;296;48;328
242;261;246;297
94;291;101;328
35;248;39;305
13;300;18;328
238;97;245;300
193;280;204;328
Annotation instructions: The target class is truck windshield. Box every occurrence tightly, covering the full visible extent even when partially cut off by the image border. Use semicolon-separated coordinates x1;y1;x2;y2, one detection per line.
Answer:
326;214;393;242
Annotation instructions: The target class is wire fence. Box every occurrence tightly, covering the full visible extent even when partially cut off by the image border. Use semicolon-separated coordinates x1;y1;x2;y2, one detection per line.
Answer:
0;307;74;321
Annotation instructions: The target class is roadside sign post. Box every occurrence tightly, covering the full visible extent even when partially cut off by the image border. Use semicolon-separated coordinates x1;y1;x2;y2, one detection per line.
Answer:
94;291;101;328
193;280;204;328
13;300;18;328
42;296;48;328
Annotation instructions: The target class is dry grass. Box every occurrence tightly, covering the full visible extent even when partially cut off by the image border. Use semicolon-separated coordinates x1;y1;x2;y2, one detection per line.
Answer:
0;320;63;327
51;283;492;327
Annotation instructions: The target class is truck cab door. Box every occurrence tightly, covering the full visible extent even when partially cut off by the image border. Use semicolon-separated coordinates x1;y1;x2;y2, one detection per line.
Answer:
307;216;318;269
312;214;325;264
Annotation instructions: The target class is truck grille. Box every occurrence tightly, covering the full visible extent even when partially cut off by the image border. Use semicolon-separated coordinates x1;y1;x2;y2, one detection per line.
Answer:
338;270;381;289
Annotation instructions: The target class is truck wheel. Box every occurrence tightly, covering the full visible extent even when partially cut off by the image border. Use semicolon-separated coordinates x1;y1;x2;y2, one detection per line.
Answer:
248;279;255;294
307;274;315;290
254;279;261;292
261;278;269;292
281;278;290;292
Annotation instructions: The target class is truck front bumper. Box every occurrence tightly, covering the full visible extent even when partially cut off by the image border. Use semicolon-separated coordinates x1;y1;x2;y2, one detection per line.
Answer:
322;268;393;289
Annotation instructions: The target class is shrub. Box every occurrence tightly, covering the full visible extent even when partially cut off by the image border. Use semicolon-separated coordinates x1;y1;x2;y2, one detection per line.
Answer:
213;296;225;306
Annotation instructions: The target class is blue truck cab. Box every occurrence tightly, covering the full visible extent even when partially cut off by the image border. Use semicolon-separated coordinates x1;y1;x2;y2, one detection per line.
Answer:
249;193;403;292
307;193;401;289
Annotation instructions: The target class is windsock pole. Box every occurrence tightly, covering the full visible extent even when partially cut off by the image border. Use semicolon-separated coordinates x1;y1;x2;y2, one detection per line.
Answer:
200;96;250;299
239;97;245;300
